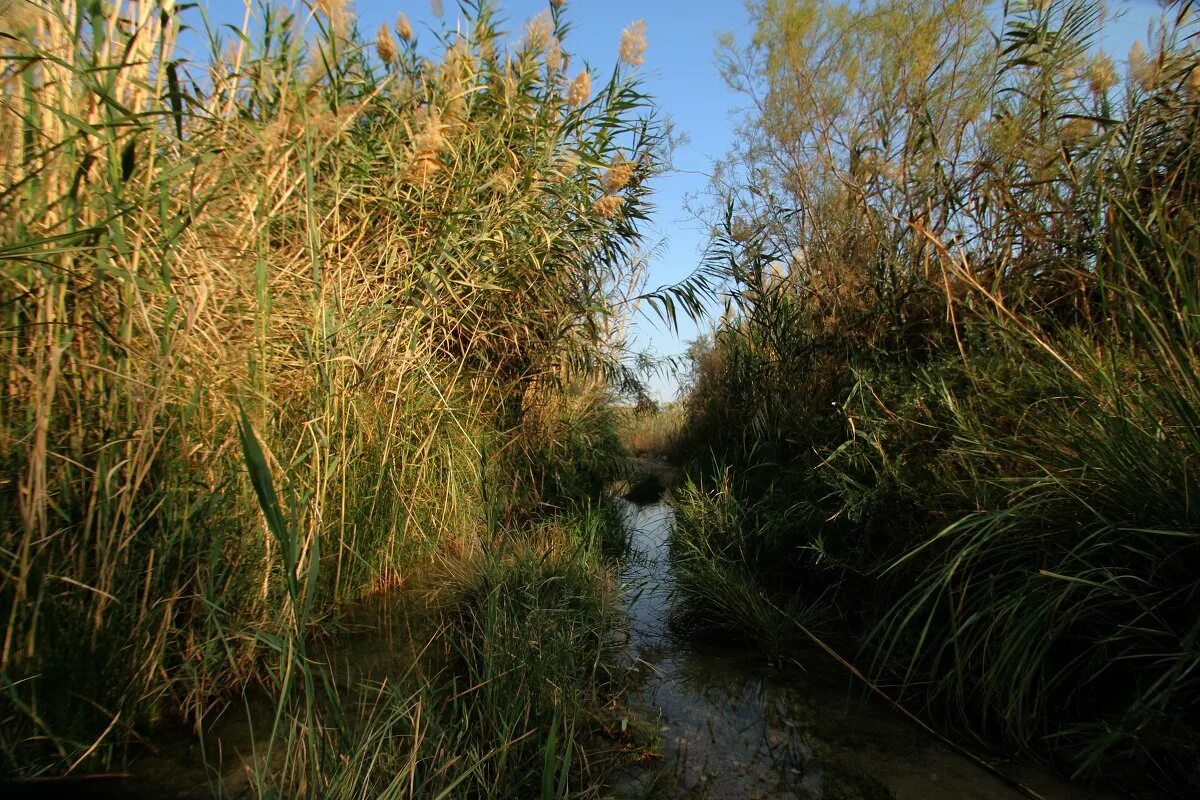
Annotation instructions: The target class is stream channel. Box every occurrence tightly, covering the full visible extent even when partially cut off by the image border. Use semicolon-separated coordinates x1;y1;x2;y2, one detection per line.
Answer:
606;474;1117;800
1;467;1124;800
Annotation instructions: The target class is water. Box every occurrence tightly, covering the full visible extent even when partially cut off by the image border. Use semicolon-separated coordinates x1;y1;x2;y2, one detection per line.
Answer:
608;498;1115;800
8;494;1118;799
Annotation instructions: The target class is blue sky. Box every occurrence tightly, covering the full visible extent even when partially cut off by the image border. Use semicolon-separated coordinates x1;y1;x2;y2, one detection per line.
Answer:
193;0;1165;401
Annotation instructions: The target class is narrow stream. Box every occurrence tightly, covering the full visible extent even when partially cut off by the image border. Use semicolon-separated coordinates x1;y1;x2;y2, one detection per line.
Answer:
608;497;1116;800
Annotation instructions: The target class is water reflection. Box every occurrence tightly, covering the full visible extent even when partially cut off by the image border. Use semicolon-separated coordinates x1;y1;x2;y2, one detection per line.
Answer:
610;499;1112;800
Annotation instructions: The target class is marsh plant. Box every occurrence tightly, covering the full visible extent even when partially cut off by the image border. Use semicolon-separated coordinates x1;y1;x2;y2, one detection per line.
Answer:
0;0;663;791
671;0;1200;790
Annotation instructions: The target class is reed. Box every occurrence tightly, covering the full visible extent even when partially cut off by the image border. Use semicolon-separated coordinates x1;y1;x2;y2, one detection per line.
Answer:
670;0;1200;789
0;0;659;783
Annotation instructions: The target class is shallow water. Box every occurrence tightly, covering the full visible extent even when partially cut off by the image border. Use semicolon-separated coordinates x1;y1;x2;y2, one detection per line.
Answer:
607;499;1116;800
8;497;1121;799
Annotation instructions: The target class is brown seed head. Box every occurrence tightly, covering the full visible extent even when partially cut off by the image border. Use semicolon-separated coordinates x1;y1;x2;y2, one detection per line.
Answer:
1060;117;1095;144
526;11;553;51
593;194;625;218
545;37;564;72
1187;66;1200;100
602;156;636;193
395;13;413;42
1128;41;1157;90
619;20;647;68
376;25;398;64
566;70;591;107
1087;52;1116;95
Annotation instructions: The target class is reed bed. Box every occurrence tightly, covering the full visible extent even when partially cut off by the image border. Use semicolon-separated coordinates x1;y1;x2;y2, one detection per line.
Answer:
0;0;658;787
669;0;1200;791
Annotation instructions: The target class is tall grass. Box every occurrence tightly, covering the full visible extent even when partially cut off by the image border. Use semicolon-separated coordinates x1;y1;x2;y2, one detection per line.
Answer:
0;0;658;783
671;0;1200;790
618;400;685;457
248;507;628;800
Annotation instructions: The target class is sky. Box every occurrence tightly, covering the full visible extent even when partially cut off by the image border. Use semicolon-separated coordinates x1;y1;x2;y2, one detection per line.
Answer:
191;0;1166;402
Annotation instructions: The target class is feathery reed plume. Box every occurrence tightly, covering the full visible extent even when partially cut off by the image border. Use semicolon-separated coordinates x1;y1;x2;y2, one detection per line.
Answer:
1087;52;1116;95
619;19;647;68
1128;41;1157;90
1059;117;1094;144
316;0;353;37
0;0;43;35
376;24;398;64
593;194;625;218
567;69;591;106
395;12;413;42
602;155;636;193
430;0;443;18
546;36;564;72
526;10;553;51
1188;65;1200;100
730;218;753;243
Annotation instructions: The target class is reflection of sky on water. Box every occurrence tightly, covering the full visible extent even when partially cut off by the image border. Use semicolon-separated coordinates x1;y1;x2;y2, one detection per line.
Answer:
610;499;1116;800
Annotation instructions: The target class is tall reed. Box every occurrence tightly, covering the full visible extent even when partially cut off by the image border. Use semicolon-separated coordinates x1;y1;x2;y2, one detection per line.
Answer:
0;0;659;777
672;0;1200;788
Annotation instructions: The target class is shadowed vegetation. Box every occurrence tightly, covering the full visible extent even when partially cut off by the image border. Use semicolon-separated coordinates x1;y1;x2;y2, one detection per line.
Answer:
667;0;1200;793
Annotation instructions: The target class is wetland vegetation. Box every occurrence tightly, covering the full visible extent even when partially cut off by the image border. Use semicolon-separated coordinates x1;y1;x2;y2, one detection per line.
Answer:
1;0;1198;798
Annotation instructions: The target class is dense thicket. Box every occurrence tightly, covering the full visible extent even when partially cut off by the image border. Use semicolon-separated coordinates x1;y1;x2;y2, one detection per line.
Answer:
0;0;655;788
671;0;1200;790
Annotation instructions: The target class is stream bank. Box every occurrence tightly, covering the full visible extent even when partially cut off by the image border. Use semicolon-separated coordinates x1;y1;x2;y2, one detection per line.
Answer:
608;462;1119;800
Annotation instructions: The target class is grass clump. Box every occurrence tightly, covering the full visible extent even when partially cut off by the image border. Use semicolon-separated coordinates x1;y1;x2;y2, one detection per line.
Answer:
619;401;686;457
251;507;629;800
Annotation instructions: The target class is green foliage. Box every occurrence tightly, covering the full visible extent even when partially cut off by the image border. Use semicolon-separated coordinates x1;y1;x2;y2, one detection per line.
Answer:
0;0;656;783
674;0;1200;790
254;508;625;800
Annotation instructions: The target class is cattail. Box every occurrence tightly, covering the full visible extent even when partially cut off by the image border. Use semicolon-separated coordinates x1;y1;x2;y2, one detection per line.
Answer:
566;69;591;107
376;25;398;64
430;0;443;18
1087;52;1116;95
619;20;647;68
395;13;413;42
602;156;636;193
593;194;625;218
551;0;566;8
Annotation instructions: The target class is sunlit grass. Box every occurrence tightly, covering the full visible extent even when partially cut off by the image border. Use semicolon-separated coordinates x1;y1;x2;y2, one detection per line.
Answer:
0;0;660;790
